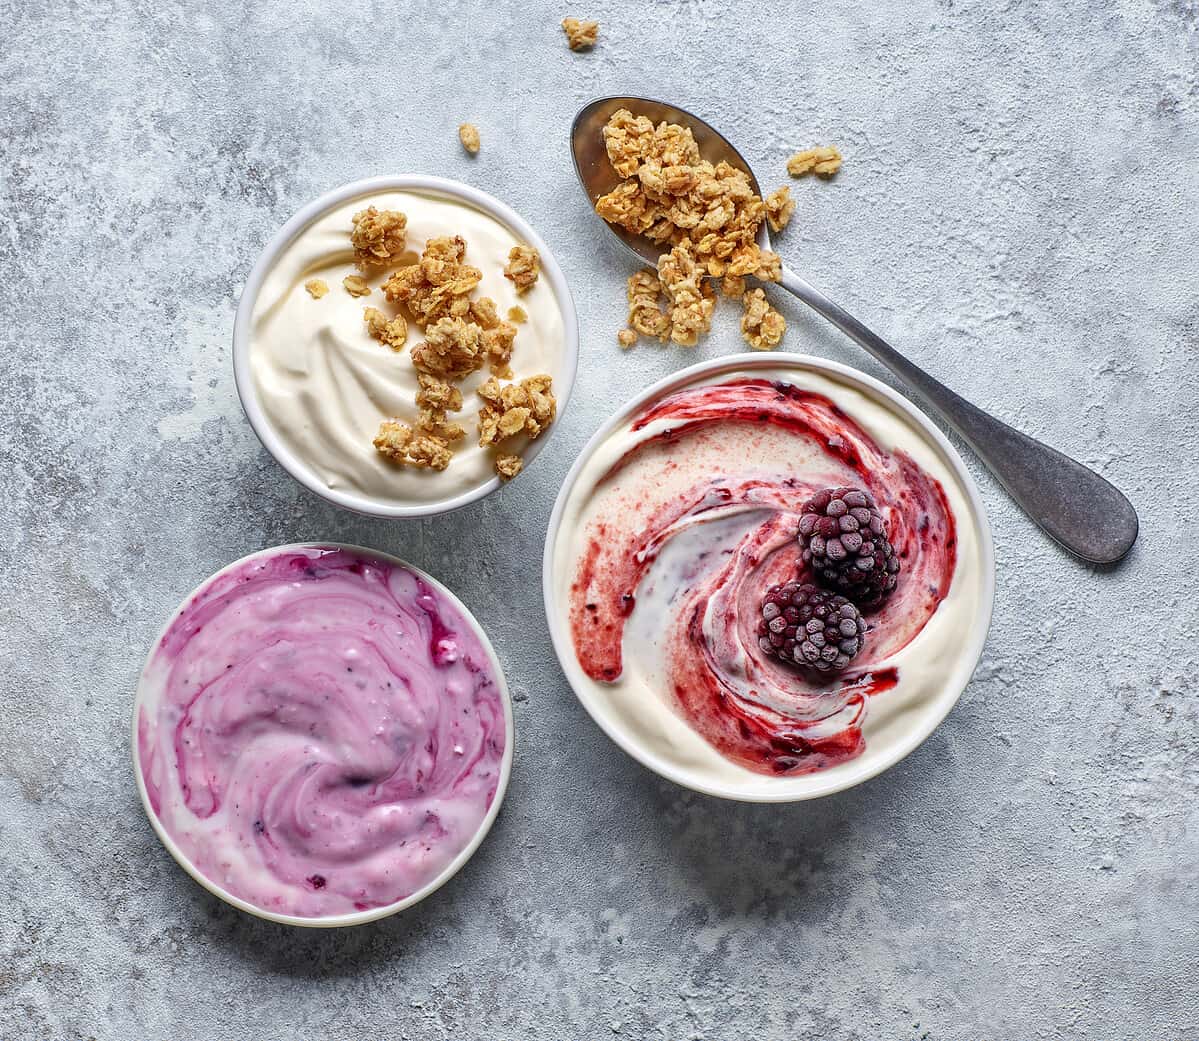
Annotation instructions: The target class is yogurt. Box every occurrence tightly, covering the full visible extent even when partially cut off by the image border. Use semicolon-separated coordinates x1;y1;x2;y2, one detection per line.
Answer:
248;190;566;504
551;366;988;788
135;545;508;919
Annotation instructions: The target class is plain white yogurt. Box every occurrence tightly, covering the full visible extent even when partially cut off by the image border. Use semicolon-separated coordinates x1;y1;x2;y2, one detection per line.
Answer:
249;190;566;505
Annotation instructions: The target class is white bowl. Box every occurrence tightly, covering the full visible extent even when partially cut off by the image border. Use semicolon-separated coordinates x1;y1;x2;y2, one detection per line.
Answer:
131;542;514;928
543;354;995;802
232;176;579;519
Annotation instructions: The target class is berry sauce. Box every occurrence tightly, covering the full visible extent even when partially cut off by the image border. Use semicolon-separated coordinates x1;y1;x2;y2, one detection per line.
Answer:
568;378;957;777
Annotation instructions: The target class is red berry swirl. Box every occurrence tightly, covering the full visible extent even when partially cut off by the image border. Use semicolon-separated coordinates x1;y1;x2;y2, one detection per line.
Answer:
567;378;958;776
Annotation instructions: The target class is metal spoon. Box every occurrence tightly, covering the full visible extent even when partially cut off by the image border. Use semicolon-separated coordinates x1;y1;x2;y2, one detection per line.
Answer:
571;96;1139;565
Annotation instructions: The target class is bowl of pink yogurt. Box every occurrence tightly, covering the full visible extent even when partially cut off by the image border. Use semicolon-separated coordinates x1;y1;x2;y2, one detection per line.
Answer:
544;353;995;802
132;543;512;927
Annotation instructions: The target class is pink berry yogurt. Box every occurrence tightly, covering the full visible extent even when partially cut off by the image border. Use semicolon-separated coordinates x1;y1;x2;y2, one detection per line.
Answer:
134;545;508;920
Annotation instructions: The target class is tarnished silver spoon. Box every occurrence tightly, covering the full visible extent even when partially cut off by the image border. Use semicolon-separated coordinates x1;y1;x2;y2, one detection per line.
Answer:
571;96;1139;565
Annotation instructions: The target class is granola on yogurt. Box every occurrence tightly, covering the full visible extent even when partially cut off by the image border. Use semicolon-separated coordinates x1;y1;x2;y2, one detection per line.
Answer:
350;207;409;268
372;421;454;471
363;306;407;351
476;374;557;448
503;245;540;294
335;225;557;479
342;274;372;298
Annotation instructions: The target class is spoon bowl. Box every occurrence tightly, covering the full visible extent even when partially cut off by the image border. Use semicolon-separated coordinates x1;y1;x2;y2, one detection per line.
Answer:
571;96;766;267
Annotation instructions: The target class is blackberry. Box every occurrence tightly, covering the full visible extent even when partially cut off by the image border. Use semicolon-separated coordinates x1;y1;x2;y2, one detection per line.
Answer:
757;582;867;673
798;487;900;607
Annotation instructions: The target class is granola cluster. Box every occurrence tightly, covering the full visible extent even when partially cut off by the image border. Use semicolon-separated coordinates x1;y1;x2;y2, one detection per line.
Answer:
562;17;598;50
310;220;557;480
787;146;842;178
459;123;481;155
476;375;557;478
764;187;795;233
372;422;454;472
503;244;540;294
741;288;786;351
382;235;481;325
363;306;408;351
624;269;669;344
350;207;409;269
594;109;790;351
415;372;467;444
411;315;485;380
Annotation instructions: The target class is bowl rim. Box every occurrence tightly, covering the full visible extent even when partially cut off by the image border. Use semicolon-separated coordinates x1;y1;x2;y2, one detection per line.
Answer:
130;541;515;928
542;352;996;803
232;175;580;519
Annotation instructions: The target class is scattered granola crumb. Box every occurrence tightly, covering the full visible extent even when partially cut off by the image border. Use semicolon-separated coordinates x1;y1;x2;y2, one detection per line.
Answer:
363;306;408;351
786;146;842;178
617;328;637;349
562;17;598;50
741;287;786;351
350;207;408;269
504;245;541;294
477;374;556;447
495;453;523;479
507;305;528;323
383;235;482;327
373;421;453;471
304;279;329;300
343;274;372;298
411;315;485;380
458;123;480;155
721;274;746;299
765;187;795;233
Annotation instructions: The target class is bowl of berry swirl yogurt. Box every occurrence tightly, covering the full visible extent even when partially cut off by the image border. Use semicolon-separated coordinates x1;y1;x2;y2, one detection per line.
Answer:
545;354;994;801
132;544;511;926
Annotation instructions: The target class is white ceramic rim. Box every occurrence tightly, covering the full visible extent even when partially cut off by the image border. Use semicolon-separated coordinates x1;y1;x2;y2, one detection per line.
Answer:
542;353;996;803
130;542;516;928
232;175;580;519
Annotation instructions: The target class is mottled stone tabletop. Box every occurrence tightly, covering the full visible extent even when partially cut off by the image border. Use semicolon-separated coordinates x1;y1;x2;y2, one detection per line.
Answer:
2;1;1197;1038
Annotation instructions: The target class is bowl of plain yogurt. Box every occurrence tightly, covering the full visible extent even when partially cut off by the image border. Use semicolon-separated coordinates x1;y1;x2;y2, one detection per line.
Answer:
233;176;578;518
132;543;513;927
544;353;995;802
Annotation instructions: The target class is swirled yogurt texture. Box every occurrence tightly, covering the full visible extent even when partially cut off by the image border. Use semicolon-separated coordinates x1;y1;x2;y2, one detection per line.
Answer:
553;366;987;790
136;546;507;918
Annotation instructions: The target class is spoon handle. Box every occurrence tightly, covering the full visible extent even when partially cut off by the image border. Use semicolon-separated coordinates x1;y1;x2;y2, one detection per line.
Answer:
777;266;1138;564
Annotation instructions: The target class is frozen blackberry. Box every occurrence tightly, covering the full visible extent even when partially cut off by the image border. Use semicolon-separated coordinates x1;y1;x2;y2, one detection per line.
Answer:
798;487;900;607
757;582;867;673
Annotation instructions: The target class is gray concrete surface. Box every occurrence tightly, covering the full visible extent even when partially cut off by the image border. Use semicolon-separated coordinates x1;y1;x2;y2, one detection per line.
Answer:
2;1;1197;1037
